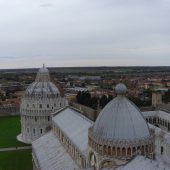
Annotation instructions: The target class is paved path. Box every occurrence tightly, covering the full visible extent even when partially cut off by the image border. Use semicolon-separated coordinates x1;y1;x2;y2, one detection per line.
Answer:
0;146;32;152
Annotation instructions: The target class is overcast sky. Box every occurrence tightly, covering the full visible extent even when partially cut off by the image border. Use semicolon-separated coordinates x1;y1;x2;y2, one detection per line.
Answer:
0;0;170;68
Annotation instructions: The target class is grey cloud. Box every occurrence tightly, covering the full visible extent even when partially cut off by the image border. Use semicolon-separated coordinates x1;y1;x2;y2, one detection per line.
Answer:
40;3;53;8
0;0;170;68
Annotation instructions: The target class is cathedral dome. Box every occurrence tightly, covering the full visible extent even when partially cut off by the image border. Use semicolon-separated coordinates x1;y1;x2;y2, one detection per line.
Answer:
93;83;150;141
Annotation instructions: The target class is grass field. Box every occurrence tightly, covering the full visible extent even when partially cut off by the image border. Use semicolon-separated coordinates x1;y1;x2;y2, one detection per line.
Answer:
0;150;32;170
0;116;29;148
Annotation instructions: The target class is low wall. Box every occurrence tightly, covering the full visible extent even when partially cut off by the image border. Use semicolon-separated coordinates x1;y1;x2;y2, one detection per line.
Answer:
69;102;99;121
0;105;20;117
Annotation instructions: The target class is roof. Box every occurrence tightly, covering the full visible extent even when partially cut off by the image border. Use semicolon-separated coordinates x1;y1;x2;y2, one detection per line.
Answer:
32;132;79;170
24;65;60;97
116;156;170;170
25;81;60;96
93;84;150;141
36;64;50;82
53;107;93;155
142;110;170;122
149;123;170;144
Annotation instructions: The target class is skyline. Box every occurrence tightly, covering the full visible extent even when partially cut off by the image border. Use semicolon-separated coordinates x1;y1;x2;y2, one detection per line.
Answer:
0;0;170;68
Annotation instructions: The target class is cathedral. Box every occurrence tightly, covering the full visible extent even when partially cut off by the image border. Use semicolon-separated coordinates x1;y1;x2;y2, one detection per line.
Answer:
18;66;170;170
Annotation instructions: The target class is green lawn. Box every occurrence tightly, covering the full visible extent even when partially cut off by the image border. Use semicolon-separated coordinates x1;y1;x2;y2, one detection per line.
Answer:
0;150;32;170
0;116;29;148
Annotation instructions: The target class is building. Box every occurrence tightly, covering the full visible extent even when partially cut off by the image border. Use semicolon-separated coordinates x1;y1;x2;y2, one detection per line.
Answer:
152;91;162;107
17;65;67;144
31;83;170;170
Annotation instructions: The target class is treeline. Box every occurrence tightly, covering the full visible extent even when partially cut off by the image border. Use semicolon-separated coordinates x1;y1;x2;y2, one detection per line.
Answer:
76;91;113;109
163;90;170;103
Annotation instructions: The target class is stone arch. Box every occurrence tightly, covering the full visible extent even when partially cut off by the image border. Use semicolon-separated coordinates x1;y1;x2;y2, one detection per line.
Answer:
89;152;97;168
112;147;116;156
161;146;164;155
132;147;136;155
153;117;156;124
108;146;111;155
122;147;126;156
104;145;107;155
141;145;144;154
127;147;131;156
149;118;152;123
117;147;121;157
148;144;151;153
154;124;159;128
99;159;114;169
145;145;148;153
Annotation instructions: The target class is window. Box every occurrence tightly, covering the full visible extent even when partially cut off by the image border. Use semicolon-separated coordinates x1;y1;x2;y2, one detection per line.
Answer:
27;128;29;133
48;116;50;121
39;104;42;108
40;129;43;134
161;146;164;155
35;117;37;122
47;104;49;108
33;128;36;135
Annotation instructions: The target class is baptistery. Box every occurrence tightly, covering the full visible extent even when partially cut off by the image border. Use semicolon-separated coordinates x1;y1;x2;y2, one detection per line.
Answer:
17;65;66;143
88;83;154;169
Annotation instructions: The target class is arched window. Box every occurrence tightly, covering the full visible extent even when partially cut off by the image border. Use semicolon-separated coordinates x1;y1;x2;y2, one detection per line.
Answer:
146;145;148;153
153;117;156;124
90;152;96;167
27;128;29;133
104;145;107;155
112;147;115;155
168;122;170;131
117;147;121;157
122;147;126;156
161;146;164;155
48;116;50;121
149;144;152;152
108;146;111;155
141;145;144;154
39;104;42;108
127;147;131;156
133;147;136;154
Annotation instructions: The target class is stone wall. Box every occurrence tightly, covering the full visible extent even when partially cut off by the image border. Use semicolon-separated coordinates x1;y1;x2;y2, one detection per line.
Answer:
69;102;99;121
0;105;19;117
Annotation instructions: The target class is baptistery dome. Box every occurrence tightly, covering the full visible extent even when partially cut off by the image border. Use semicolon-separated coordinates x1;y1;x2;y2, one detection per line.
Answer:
18;65;66;144
88;83;154;169
25;64;60;99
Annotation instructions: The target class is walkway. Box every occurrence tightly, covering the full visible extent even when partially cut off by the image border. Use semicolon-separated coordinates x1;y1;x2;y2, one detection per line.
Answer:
0;146;31;152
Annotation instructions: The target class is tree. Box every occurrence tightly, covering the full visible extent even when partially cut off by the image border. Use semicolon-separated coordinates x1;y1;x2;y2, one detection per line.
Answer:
107;95;113;103
100;95;108;108
91;97;98;109
76;91;83;104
